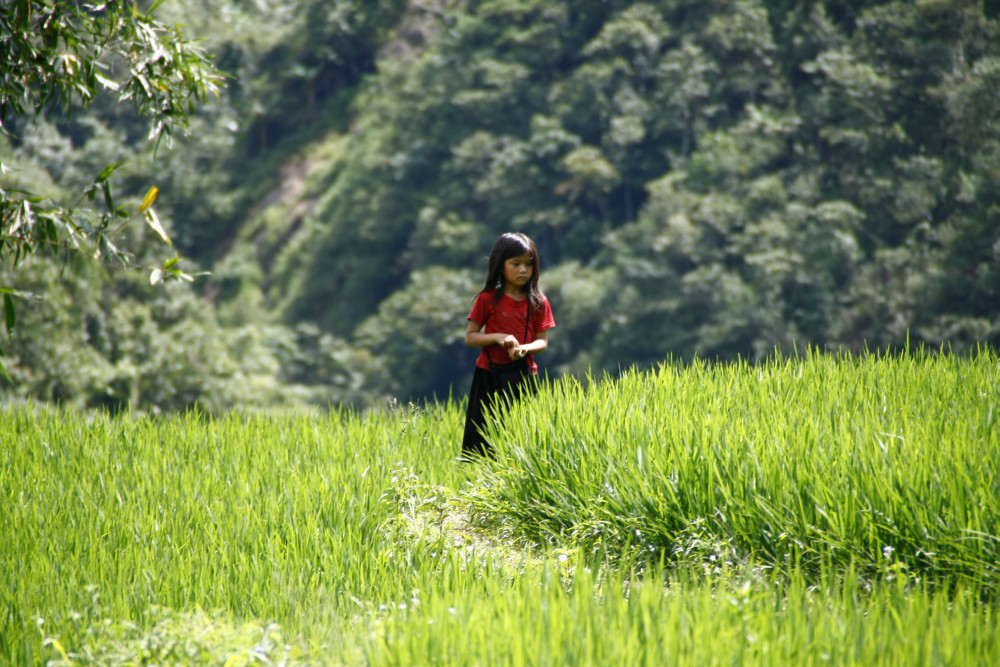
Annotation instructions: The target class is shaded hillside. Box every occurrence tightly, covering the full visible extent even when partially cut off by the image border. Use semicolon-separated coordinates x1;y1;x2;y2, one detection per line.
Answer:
2;0;998;410
224;0;1000;400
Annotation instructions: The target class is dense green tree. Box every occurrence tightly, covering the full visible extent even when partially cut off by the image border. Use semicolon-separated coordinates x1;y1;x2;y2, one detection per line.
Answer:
231;0;999;395
3;0;998;410
355;267;477;400
0;0;221;376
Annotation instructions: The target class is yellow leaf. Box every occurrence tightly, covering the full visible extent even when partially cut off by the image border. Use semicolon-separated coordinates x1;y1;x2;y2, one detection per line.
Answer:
140;186;159;212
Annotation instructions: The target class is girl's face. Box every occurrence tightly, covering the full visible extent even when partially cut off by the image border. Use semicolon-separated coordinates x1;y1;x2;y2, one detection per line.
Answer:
502;253;534;290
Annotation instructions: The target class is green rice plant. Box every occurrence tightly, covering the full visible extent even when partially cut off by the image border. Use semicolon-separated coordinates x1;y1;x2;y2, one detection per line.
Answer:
2;351;998;665
0;401;469;664
361;562;1000;666
469;348;1000;585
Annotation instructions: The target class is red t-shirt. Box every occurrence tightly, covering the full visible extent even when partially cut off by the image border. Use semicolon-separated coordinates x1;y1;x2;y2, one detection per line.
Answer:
468;291;556;372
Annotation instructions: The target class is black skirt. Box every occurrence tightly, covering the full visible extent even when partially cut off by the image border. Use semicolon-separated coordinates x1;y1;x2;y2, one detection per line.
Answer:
461;367;537;459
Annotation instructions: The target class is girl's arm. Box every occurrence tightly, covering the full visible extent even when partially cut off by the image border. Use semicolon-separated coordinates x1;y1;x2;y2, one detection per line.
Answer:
465;320;518;349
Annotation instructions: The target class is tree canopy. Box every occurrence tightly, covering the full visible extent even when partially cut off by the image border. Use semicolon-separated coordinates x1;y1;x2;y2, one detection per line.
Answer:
2;0;998;411
0;0;221;375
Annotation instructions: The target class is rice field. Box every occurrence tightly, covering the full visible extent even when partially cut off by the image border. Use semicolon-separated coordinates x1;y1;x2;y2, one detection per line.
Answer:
2;349;998;665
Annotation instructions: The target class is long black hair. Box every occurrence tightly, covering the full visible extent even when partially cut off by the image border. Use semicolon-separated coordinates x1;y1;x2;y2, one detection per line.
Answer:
481;232;542;309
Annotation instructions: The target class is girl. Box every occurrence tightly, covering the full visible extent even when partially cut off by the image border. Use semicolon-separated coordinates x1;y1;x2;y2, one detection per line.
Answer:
462;232;556;459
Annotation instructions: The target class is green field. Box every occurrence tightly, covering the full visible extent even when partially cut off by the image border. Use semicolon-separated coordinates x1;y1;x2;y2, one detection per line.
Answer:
2;350;998;665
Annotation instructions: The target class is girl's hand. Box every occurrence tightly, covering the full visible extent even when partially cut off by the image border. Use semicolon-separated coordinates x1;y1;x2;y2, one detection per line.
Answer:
508;345;527;360
495;334;519;348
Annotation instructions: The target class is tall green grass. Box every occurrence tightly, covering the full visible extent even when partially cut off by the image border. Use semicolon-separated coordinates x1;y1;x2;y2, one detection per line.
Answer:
472;348;999;584
1;401;468;663
2;350;998;665
364;564;1000;666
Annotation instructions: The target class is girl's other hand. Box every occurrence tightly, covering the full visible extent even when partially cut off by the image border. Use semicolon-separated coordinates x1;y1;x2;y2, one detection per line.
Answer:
508;346;527;360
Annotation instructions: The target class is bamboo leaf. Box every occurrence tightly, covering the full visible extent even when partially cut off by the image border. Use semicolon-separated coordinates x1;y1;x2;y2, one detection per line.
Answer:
102;181;113;212
95;162;122;183
94;72;120;92
139;186;159;212
2;292;14;335
144;207;172;245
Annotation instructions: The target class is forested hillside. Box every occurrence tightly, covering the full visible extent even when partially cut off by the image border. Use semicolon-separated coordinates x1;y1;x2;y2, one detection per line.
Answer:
2;0;998;411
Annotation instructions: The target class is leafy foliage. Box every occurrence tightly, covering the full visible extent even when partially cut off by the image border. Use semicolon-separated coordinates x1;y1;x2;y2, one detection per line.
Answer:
255;0;998;395
3;0;1000;409
0;0;222;379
